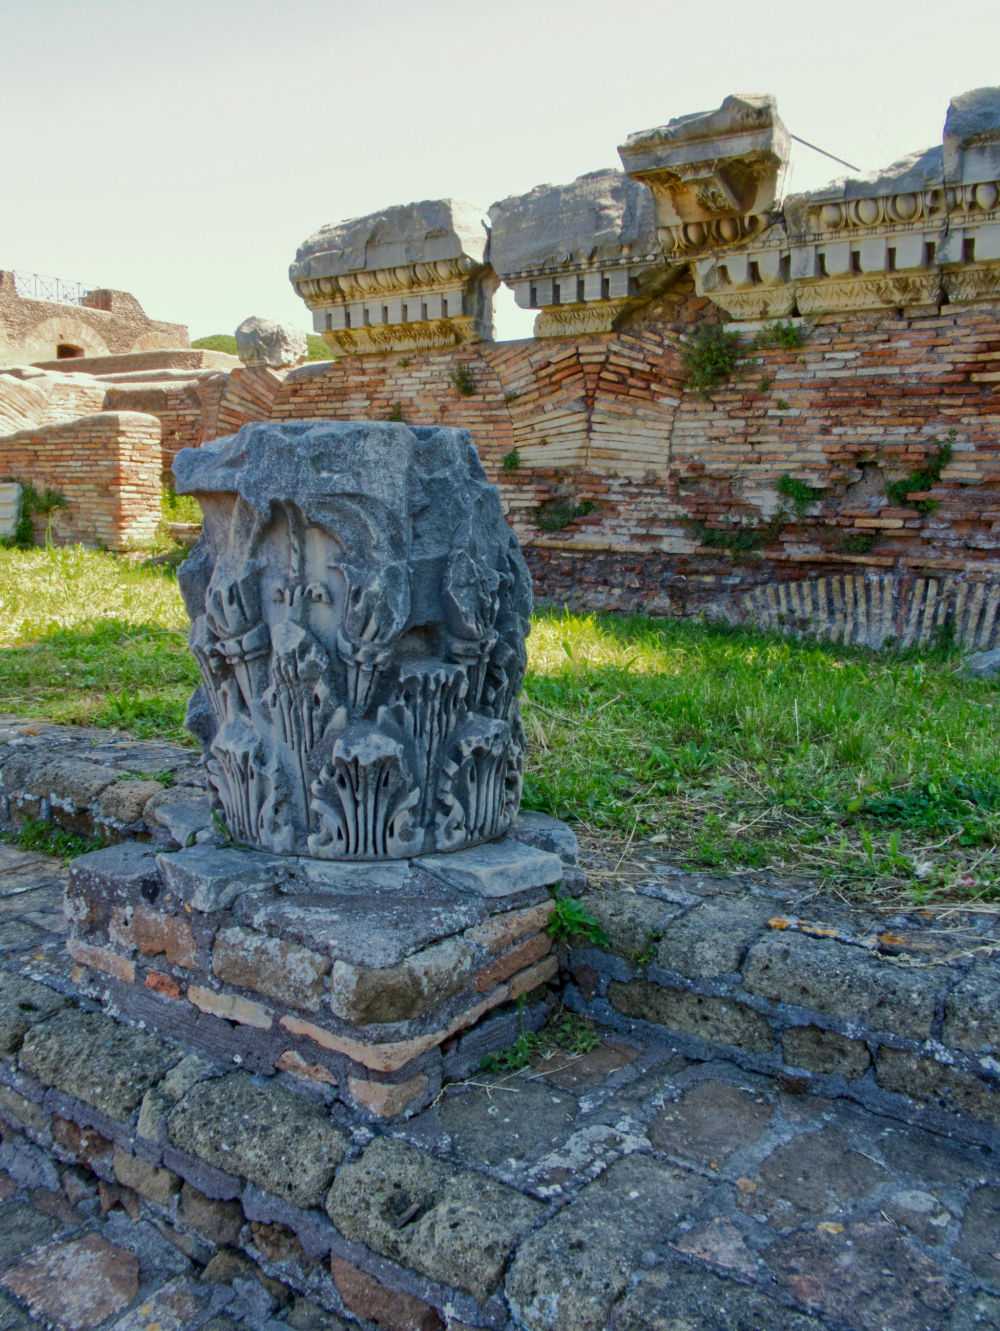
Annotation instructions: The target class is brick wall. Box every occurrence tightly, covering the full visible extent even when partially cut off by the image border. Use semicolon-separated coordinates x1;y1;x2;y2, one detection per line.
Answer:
0;411;162;549
252;296;1000;631
0;271;188;367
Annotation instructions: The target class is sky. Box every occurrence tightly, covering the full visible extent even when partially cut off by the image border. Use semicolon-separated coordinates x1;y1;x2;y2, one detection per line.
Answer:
5;0;1000;344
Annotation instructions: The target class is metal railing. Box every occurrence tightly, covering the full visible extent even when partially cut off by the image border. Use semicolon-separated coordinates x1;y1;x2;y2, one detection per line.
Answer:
12;271;90;306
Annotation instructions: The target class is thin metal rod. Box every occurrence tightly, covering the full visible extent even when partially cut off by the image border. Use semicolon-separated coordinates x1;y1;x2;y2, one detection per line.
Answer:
789;133;860;173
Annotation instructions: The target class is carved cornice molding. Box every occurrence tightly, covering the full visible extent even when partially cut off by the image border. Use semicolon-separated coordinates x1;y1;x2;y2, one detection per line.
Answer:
322;315;483;356
533;298;634;338
293;257;484;308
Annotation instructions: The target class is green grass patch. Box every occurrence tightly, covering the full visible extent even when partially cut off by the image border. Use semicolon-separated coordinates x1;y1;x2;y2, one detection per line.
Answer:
0;548;995;902
4;817;105;861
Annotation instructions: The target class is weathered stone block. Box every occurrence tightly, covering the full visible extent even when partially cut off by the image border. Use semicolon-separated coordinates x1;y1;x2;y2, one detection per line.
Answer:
876;1048;1000;1124
179;1182;244;1246
0;971;66;1054
0;1083;49;1135
783;1025;871;1079
653;897;773;977
579;890;681;960
609;979;773;1053
325;1136;543;1300
212;927;329;1012
67;938;135;983
420;839;562;897
187;985;273;1030
19;1008;178;1120
943;971;1000;1052
329;935;474;1024
157;846;290;913
113;1147;180;1206
167;1072;348;1208
97;779;162;826
743;932;943;1039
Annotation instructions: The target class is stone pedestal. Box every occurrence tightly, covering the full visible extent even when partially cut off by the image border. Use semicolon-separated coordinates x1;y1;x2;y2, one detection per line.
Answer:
65;813;580;1119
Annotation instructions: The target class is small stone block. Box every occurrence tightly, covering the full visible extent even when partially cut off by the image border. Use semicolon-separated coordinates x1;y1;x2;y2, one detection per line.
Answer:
420;839;563;897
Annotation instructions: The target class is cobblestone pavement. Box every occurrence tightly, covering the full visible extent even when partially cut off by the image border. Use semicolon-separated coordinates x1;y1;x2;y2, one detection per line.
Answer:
1;844;999;1330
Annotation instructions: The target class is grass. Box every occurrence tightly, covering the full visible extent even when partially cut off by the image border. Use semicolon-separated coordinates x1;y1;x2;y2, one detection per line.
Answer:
0;547;995;903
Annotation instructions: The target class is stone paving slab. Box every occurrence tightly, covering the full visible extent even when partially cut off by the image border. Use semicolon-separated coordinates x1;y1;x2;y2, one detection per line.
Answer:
1;842;998;1330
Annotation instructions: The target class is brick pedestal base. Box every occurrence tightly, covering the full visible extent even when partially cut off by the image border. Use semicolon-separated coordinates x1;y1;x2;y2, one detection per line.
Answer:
65;815;581;1119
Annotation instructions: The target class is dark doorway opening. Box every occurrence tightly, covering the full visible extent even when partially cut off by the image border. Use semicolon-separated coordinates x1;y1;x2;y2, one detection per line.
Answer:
56;343;84;359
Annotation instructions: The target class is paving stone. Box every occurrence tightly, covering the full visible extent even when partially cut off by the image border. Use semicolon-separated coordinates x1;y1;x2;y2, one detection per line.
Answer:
944;970;1000;1052
0;921;41;952
2;1233;140;1329
537;1038;639;1091
875;1119;993;1187
0;1292;33;1331
507;1152;713;1331
783;1024;871;1078
0;1199;61;1266
882;1187;955;1245
0;970;67;1053
167;1072;348;1209
331;1257;444;1331
743;932;944;1039
609;979;773;1052
19;1008;179;1120
212;928;329;1013
26;756;121;804
326;1136;543;1301
672;1216;760;1277
876;1047;1000;1123
956;1185;1000;1282
435;1078;578;1167
767;1218;956;1330
611;1259;828;1330
106;1275;222;1330
649;1079;774;1165
748;1125;887;1227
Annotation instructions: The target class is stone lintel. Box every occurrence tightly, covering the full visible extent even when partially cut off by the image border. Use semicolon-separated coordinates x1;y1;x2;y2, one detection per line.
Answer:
289;200;495;353
489;168;664;338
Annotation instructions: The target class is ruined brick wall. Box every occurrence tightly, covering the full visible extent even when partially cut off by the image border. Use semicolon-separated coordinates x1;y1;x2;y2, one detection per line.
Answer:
0;272;189;368
256;296;1000;639
0;411;162;549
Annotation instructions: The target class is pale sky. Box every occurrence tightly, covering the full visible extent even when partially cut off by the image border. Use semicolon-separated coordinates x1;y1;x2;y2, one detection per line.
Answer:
5;0;999;343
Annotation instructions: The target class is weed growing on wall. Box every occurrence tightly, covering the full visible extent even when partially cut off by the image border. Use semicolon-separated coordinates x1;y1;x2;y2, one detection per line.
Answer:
502;449;521;471
681;325;742;397
885;434;955;513
547;895;610;947
535;499;594;532
754;320;808;349
450;363;476;396
777;474;825;516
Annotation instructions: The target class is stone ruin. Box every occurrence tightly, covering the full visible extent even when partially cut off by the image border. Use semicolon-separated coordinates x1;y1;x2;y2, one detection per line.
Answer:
174;420;531;859
65;419;573;1120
